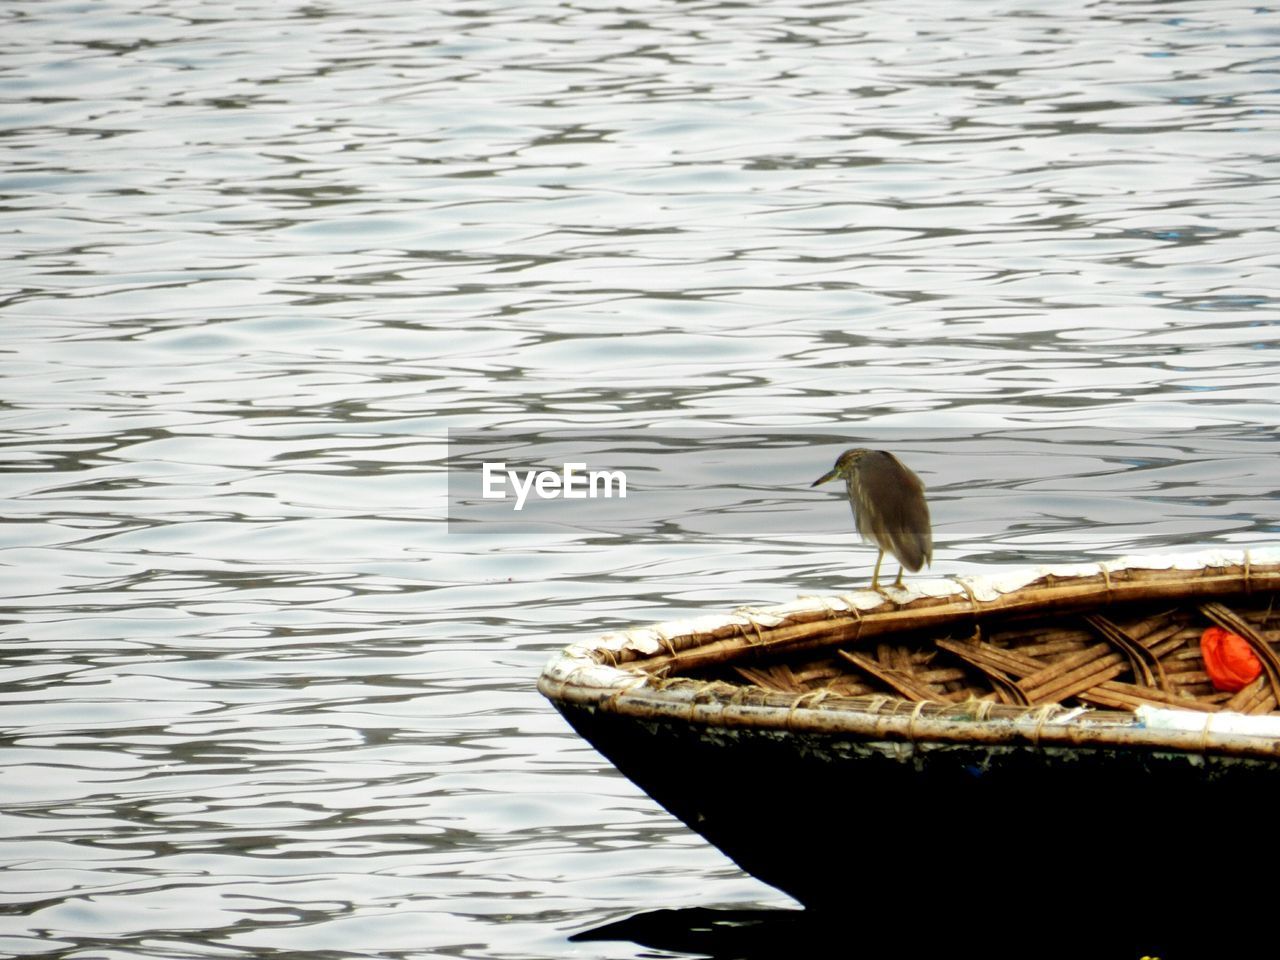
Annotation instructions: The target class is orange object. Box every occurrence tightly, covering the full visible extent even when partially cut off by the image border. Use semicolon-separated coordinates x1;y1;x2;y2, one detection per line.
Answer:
1200;626;1262;692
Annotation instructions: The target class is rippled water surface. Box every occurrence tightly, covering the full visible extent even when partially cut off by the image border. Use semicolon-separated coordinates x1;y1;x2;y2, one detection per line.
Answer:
3;1;1278;956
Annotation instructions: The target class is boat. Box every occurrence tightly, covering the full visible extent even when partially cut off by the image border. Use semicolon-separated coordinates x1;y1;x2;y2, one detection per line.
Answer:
539;548;1280;944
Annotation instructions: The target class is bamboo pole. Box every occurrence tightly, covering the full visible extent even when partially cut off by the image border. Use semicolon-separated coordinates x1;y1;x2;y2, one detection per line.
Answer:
631;565;1280;677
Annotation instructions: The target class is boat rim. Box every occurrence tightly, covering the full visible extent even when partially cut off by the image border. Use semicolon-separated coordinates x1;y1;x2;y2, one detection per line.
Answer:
538;546;1280;760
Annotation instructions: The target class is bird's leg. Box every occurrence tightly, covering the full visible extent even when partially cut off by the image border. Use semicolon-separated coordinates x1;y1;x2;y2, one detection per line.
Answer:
870;549;884;591
894;565;905;588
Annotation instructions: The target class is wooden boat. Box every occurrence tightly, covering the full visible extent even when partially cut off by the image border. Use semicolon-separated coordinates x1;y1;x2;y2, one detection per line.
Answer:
539;548;1280;941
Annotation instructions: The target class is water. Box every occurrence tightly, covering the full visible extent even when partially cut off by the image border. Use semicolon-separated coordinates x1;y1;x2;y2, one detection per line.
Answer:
2;0;1277;956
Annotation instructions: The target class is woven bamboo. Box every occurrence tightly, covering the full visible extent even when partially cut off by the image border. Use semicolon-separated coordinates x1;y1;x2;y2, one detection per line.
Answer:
540;548;1280;759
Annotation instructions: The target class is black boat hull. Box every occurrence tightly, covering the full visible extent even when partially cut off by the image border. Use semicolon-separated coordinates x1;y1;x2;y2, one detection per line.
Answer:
557;699;1279;924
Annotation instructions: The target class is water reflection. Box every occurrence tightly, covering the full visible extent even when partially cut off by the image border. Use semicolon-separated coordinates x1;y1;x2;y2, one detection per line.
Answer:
574;906;1192;960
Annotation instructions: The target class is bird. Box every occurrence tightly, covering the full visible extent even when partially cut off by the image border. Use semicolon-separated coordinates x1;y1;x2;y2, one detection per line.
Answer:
811;448;933;591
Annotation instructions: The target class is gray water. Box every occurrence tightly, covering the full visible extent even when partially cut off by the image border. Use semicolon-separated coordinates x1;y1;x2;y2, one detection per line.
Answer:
2;1;1278;957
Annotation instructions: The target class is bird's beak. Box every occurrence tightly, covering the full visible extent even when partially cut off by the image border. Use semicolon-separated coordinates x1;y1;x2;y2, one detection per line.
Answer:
811;468;837;488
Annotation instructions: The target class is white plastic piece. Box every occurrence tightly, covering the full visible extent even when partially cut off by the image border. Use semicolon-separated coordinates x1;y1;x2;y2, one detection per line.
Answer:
1135;704;1280;740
